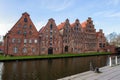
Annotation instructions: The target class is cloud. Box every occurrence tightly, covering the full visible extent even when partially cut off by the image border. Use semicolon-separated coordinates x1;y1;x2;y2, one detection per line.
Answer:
39;0;74;11
0;23;13;35
93;11;120;18
107;0;120;6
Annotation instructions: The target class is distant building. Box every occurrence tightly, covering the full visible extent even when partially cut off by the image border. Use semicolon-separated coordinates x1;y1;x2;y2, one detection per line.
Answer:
81;17;97;52
4;12;107;56
96;29;106;52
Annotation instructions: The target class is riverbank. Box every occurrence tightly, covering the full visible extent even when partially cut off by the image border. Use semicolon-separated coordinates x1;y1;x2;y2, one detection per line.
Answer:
58;64;120;80
0;52;111;62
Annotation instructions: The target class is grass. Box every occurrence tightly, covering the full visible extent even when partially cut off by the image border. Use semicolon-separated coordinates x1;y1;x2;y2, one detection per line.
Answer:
0;52;111;61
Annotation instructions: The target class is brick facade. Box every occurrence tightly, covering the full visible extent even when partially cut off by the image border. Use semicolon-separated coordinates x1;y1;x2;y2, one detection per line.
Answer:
39;18;62;54
96;29;107;52
4;12;39;56
4;12;107;56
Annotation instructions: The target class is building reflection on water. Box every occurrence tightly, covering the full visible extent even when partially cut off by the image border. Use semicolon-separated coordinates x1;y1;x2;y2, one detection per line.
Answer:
0;56;109;80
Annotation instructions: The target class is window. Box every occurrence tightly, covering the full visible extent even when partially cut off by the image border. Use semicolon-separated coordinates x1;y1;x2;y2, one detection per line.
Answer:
18;24;21;27
99;43;102;48
23;31;27;36
12;38;15;43
24;18;27;22
13;47;18;53
29;31;32;35
30;25;32;29
50;37;52;41
34;39;37;43
23;47;27;53
50;32;52;35
29;39;32;43
17;30;21;34
18;39;21;43
50;42;52;46
23;24;27;29
50;24;52;30
76;23;79;26
46;35;48;38
24;39;27;43
32;48;36;53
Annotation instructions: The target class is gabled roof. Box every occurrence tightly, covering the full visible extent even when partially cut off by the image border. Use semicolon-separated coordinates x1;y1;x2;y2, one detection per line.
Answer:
81;21;87;28
96;32;100;37
70;23;76;28
39;26;45;33
57;22;65;30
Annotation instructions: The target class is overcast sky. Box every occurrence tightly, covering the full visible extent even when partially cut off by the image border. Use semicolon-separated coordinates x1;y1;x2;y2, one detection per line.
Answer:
0;0;120;35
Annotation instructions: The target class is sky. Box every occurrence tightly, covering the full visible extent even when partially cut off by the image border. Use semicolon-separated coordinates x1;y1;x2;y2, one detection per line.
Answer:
0;0;120;36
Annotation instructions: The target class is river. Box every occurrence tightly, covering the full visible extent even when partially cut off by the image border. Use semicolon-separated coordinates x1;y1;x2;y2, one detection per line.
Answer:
0;55;109;80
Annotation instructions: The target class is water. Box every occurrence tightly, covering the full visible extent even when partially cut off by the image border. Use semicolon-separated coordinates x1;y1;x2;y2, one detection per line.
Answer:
0;56;108;80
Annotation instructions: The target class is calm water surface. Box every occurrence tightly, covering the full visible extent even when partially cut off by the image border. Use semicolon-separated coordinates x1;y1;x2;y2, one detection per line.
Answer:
0;56;109;80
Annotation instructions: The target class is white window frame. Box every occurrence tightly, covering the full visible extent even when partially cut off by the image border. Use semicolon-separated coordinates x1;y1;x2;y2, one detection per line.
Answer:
13;47;18;53
34;39;37;43
23;47;27;53
24;39;27;43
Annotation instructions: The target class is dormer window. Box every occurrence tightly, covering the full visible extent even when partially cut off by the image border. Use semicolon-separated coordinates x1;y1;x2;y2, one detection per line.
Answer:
24;18;27;22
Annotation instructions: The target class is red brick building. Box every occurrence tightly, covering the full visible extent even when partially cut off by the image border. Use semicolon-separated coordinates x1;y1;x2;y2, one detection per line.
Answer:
4;12;39;56
81;17;97;52
39;18;63;54
4;12;107;56
96;29;106;52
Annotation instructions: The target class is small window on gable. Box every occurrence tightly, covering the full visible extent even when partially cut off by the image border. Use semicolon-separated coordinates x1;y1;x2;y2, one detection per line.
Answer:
23;24;27;29
12;38;15;43
29;31;32;35
50;32;52;35
18;24;21;27
23;31;27;36
18;39;21;43
50;24;52;30
76;23;79;26
24;18;27;22
17;30;21;34
30;25;32;29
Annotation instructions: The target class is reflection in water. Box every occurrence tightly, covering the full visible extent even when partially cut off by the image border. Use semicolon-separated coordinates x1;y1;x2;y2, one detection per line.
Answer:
0;62;3;80
1;56;108;80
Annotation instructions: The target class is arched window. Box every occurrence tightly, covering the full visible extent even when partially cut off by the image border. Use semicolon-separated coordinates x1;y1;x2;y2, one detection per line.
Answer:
17;30;21;34
29;25;32;29
12;38;15;43
18;39;21;43
13;47;18;53
24;18;27;22
32;48;36;53
50;24;52;30
23;24;27;29
23;31;27;36
23;47;27;53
